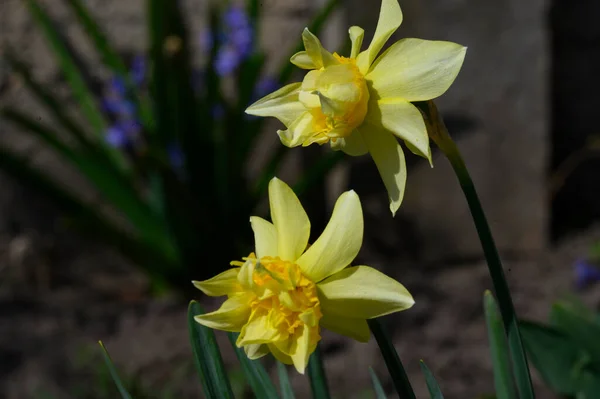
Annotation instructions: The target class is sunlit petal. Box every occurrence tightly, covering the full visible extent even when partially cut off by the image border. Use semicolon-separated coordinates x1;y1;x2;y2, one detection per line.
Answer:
269;178;311;261
318;266;414;319
250;216;278;258
290;325;312;374
349;26;365;59
194;293;253;332
359;123;406;216
302;28;337;69
277;111;316;147
356;0;403;73
244;343;270;360
237;314;281;346
330;130;368;156
367;38;467;101
245;83;305;126
320;313;370;342
366;98;431;163
290;50;316;69
192;268;242;297
297;190;363;282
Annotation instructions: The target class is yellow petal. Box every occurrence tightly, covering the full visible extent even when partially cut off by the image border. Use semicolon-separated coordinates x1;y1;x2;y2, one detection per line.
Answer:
359;123;406;216
297;190;363;282
250;216;278;258
290;50;316;69
320;313;370;342
330;131;368;156
405;139;433;167
277;111;316;148
194;293;253;332
302;28;337;69
367;38;467;101
366;98;431;163
268;343;293;365
237;257;256;289
269;177;311;262
245;82;305;126
244;343;270;360
237;314;281;346
318;266;414;319
290;325;312;374
349;26;364;59
192;268;242;297
356;0;403;74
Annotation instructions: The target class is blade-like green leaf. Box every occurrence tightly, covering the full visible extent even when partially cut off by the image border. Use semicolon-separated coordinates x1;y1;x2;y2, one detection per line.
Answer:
24;0;127;172
550;302;600;363
483;291;516;399
188;301;234;399
367;318;416;399
308;344;330;399
63;0;154;132
227;333;279;399
419;361;444;399
98;341;133;399
277;362;296;399
368;367;387;399
519;320;585;395
1;109;173;258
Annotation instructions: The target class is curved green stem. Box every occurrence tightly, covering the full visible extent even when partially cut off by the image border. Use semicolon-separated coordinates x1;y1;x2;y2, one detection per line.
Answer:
420;101;535;398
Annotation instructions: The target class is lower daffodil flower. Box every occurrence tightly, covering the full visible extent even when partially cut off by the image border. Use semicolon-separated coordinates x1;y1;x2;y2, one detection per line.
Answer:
245;0;466;215
194;177;414;373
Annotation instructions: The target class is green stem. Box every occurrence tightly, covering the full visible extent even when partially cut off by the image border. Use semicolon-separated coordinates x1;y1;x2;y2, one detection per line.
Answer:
368;319;416;399
421;101;535;398
307;343;331;399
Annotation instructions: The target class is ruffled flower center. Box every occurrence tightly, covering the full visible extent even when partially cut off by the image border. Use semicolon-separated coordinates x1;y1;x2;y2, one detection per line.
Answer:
236;255;322;350
299;54;369;145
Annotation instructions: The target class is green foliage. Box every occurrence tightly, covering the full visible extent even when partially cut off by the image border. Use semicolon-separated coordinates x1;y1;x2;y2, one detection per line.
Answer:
1;0;342;293
520;298;600;398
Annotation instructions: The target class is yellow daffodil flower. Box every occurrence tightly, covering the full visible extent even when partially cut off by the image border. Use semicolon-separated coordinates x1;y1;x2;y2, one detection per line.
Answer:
245;0;466;215
194;177;413;373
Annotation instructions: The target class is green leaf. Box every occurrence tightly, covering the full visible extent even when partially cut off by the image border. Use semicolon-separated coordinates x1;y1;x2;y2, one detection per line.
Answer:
227;333;279;399
98;341;133;399
519;320;586;395
188;301;234;399
550;302;600;364
368;367;387;399
367;318;416;399
419;361;444;399
483;291;516;399
63;0;154;132
1;109;173;258
277;362;295;399
24;0;126;171
307;344;330;399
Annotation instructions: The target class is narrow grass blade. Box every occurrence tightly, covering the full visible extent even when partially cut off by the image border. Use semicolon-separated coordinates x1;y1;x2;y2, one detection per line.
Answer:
1;109;172;255
24;0;127;172
367;318;416;399
308;344;330;399
277;362;295;399
368;367;387;399
484;291;516;399
188;301;234;399
98;341;133;399
419;361;444;399
64;0;154;131
227;333;279;399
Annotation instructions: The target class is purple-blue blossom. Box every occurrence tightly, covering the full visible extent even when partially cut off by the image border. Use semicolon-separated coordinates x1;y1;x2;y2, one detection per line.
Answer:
574;259;600;289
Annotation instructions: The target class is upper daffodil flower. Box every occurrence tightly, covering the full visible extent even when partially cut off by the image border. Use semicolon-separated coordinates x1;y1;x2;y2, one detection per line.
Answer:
194;177;413;373
245;0;466;215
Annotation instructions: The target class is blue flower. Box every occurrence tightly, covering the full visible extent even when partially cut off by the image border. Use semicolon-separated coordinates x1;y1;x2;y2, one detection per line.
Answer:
574;259;600;289
131;55;146;86
213;5;254;76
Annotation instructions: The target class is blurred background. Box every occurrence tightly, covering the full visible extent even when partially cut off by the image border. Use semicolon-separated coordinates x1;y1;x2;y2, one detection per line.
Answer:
0;0;599;398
